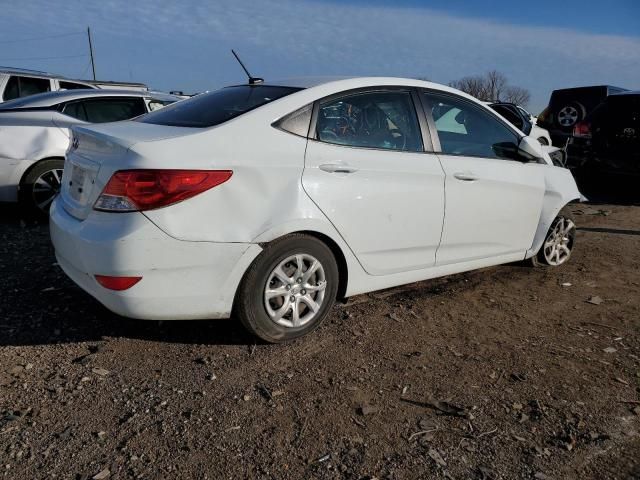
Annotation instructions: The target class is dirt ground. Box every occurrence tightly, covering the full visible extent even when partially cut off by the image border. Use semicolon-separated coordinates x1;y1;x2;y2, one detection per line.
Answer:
1;181;639;480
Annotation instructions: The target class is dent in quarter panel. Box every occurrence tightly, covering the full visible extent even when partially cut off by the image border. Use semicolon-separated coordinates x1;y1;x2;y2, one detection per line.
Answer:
141;125;309;243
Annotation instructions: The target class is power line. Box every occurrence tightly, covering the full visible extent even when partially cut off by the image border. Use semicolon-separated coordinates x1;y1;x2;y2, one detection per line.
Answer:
0;31;85;44
0;54;88;61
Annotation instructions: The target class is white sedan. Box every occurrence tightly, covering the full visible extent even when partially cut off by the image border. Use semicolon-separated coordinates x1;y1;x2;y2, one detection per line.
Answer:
0;89;179;215
50;77;581;342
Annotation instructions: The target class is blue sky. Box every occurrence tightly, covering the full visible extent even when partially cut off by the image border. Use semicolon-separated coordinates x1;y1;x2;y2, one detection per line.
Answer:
1;0;638;112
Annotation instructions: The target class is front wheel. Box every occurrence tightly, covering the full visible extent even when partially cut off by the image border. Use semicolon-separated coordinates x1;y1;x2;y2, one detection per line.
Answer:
530;210;576;267
19;158;64;218
234;234;339;343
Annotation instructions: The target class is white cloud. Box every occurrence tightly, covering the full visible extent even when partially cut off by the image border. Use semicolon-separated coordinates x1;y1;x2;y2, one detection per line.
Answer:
2;0;639;110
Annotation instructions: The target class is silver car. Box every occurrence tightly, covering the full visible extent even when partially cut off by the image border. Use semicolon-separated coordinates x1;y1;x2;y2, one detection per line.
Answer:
0;89;180;215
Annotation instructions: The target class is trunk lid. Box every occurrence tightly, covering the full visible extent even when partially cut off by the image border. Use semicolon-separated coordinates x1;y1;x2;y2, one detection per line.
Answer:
60;121;194;220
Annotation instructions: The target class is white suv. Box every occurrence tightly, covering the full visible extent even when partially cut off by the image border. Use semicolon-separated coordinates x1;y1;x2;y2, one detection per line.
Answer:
0;68;148;103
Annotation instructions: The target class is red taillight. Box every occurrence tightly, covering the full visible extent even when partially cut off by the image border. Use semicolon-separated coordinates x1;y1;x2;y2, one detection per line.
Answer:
573;121;592;138
95;275;142;291
94;169;232;212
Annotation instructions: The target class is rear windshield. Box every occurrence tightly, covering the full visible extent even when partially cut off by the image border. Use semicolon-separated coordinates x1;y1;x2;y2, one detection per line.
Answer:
137;85;301;128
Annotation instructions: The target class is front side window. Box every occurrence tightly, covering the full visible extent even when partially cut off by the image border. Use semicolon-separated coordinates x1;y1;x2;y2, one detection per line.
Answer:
426;92;520;160
138;85;301;128
3;75;50;101
316;91;422;152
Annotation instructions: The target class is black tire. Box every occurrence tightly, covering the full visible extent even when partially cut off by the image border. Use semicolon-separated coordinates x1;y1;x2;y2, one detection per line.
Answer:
18;158;64;219
529;207;576;267
556;102;585;129
537;136;549;146
234;234;339;343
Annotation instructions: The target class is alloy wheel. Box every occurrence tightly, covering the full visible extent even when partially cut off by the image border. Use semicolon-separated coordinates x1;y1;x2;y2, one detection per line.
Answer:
32;168;64;212
264;253;327;328
543;217;576;266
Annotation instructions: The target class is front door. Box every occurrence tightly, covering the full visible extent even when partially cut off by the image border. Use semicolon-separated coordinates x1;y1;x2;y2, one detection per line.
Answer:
303;89;445;276
423;91;546;265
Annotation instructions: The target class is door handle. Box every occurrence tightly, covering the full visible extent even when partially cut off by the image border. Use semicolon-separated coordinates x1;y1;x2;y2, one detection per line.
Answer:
453;172;478;181
319;163;358;174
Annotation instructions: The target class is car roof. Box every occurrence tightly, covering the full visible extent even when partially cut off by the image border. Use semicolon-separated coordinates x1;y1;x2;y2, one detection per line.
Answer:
257;76;357;89
610;90;640;97
230;76;472;98
0;89;180;109
0;67;147;87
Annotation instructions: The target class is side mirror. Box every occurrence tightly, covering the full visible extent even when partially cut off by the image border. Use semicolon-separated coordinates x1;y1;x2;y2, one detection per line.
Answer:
517;136;545;163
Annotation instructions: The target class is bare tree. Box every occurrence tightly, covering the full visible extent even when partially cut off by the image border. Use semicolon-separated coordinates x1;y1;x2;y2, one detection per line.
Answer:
448;75;487;100
503;86;531;106
485;70;508;103
448;70;531;106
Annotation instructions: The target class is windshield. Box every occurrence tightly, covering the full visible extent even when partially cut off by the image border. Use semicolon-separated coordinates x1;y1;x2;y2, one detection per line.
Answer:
137;85;301;128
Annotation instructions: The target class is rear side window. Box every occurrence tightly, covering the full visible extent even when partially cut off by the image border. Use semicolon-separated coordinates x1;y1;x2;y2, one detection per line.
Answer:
62;101;88;121
147;99;176;112
82;98;146;123
138;85;301;128
273;103;312;137
59;81;94;90
3;75;50;101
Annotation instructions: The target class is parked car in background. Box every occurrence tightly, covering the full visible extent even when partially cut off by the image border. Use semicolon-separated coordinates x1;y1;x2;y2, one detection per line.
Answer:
567;90;640;176
50;77;581;343
0;67;148;103
0;89;180;214
488;102;553;145
536;85;628;146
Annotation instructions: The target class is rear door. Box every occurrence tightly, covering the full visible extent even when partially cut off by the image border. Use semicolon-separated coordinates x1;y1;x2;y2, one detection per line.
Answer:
303;88;445;276
423;91;546;265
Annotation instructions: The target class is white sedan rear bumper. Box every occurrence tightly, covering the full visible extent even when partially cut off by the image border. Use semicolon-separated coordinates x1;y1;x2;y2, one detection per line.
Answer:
49;198;262;320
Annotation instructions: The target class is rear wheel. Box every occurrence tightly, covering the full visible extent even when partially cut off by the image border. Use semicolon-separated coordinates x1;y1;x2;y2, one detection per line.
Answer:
19;158;64;218
234;234;339;343
530;209;576;267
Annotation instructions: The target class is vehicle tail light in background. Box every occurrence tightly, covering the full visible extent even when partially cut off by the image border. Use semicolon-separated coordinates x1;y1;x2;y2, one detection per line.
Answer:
94;169;232;212
95;275;142;291
573;121;592;138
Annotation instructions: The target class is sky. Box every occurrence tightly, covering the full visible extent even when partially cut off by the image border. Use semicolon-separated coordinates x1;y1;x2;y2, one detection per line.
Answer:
0;0;638;112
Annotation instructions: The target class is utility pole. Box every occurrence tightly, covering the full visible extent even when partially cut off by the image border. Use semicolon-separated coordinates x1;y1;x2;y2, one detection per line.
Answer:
87;27;96;80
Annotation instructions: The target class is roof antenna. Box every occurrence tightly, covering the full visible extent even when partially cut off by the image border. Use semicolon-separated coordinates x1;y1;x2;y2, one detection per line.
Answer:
231;49;263;85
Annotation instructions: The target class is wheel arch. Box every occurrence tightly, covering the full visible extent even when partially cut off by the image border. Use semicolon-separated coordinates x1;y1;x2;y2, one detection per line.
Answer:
255;228;351;301
19;155;65;186
527;197;580;259
526;166;582;259
294;230;349;300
